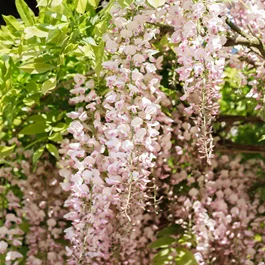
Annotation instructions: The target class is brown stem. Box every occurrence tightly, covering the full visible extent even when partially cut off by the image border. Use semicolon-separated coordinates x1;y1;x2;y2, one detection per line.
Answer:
216;115;264;124
216;142;265;154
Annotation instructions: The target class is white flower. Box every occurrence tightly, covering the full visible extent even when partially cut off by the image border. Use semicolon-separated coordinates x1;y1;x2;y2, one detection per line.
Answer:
6;251;23;261
0;241;8;254
131;117;143;128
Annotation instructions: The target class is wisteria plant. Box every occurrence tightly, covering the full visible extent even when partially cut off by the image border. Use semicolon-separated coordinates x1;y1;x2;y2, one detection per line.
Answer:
1;0;265;264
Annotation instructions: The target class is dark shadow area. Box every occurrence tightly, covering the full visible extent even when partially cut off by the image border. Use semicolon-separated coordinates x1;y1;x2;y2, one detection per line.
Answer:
0;0;38;25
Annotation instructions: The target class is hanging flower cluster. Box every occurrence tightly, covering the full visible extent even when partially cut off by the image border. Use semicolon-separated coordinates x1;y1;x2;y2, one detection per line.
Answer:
160;103;265;265
0;143;24;264
168;0;228;164
59;1;173;263
58;1;265;264
171;155;265;264
0;141;66;265
20;155;67;265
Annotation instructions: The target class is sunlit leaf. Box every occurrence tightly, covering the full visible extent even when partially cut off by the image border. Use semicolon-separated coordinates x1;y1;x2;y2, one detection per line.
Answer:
28;115;46;123
53;122;68;132
175;247;198;265
24;27;48;39
150;236;176;249
48;132;63;143
15;0;35;26
51;0;63;7
76;0;87;13
46;143;59;159
118;0;134;8
41;77;57;94
88;0;100;8
259;135;265;142
153;248;172;265
20;63;55;74
0;145;16;158
147;0;166;8
32;146;45;164
3;15;23;32
94;41;105;76
20;122;48;135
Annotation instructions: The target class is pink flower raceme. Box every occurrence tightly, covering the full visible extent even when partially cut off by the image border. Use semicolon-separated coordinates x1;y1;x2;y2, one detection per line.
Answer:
19;155;67;265
168;0;227;164
167;106;265;264
0;145;66;265
59;1;174;264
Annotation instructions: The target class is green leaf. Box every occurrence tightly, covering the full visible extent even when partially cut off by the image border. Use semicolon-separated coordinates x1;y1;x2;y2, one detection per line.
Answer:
51;0;63;7
3;15;23;32
46;143;59;159
0;145;16;158
34;55;57;64
150;236;176;249
80;45;95;59
84;37;97;46
157;224;182;238
23;93;41;106
25;136;48;149
98;0;115;15
178;234;193;244
175;247;198;265
20;122;48;135
48;132;63;143
258;187;265;202
53;122;68;132
88;0;100;8
47;28;68;44
20;63;55;74
36;0;48;7
32;146;45;164
94;20;108;36
147;0;166;8
94;41;105;76
25;81;39;92
254;234;262;242
153;248;172;265
28;115;46;123
259;135;265;142
15;0;35;26
0;160;11;165
76;0;87;13
118;0;134;8
45;11;68;22
24;27;48;39
64;43;78;54
41;77;57;94
19;220;30;233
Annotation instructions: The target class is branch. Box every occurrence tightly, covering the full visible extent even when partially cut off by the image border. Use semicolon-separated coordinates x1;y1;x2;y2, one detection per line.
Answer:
216;115;264;124
225;18;265;59
148;18;265;59
216;142;265;155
